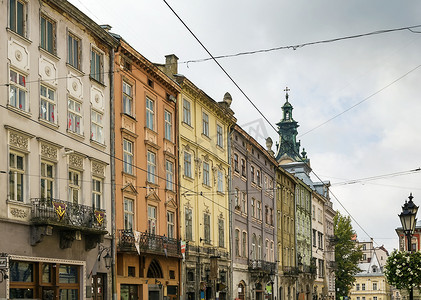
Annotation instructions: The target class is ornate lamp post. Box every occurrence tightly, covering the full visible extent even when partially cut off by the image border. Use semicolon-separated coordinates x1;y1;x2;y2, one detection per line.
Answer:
399;193;418;300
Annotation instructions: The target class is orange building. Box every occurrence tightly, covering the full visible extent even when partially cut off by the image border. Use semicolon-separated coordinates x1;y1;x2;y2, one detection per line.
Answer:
112;37;181;300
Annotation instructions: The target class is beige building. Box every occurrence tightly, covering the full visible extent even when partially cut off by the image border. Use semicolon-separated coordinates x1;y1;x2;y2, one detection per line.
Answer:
0;0;117;298
349;242;391;300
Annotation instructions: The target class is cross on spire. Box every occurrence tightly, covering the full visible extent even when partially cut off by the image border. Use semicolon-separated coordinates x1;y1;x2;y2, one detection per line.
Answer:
284;86;290;102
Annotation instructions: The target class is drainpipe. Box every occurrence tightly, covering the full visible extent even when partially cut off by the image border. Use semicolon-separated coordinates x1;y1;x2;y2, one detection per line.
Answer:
109;46;117;300
227;124;234;300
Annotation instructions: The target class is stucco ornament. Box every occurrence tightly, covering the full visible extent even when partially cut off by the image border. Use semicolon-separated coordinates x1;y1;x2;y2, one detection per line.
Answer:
41;143;57;160
10;132;29;151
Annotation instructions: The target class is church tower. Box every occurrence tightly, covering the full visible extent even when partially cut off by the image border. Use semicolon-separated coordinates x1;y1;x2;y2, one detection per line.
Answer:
275;88;307;164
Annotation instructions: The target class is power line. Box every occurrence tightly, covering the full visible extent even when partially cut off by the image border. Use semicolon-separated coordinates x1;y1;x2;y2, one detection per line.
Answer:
178;24;421;65
332;168;421;186
162;0;381;245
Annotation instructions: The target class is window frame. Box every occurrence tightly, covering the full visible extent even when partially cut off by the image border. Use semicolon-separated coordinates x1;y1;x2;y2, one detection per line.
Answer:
202;111;209;137
217;170;223;193
9;0;27;37
165;160;174;191
184;151;192;178
216;124;223;147
91;109;104;144
40;84;56;124
147;205;157;234
123;139;134;175
9;151;25;202
41;161;54;200
90;47;103;83
218;218;224;248
167;211;175;239
40;14;56;54
122;81;133;116
124;198;134;230
67;31;81;70
185;207;193;241
92;177;102;209
68;169;81;205
182;99;191;126
146;97;155;131
67;98;83;135
204;213;211;243
164;110;172;141
9;69;28;112
203;162;210;186
147;151;156;184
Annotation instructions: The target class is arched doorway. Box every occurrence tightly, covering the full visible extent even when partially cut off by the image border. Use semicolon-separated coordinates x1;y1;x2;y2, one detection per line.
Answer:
256;283;263;300
147;259;163;300
238;281;246;300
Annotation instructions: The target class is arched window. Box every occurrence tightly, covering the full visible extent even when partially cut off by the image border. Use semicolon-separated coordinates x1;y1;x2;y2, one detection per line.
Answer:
238;281;246;300
235;229;240;257
258;236;262;260
252;234;257;260
242;232;247;257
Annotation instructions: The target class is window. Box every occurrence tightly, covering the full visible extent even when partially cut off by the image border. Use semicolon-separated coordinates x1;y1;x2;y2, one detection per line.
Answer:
164;110;172;141
68;170;80;205
182;99;191;125
148;205;157;234
313;230;317;247
217;124;223;147
257;200;262;220
204;213;211;243
217;170;223;193
40;15;56;54
67;32;81;69
356;284;360;291
362;284;365;291
123;81;133;116
91;110;104;143
166;160;174;191
40;84;56;123
90;48;103;82
241;159;246;176
9;152;25;202
203;162;210;186
9;0;26;36
68;98;82;134
218;219;224;248
202;112;209;137
167;211;175;239
251;166;255;182
373;297;377;300
271;241;274;262
318;232;323;249
124;198;134;230
251;198;255;218
242;232;247;257
92;178;102;209
146;97;154;130
234;189;239;208
270;208;273;225
252;234;257;260
256;170;261;185
9;69;27;111
235;229;240;256
41;161;54;200
318;259;324;278
258;236;262;259
265;206;269;224
372;283;378;290
234;154;239;172
123;139;133;175
265;240;269;261
184;152;192;178
147;151;156;184
242;192;247;214
185;208;193;241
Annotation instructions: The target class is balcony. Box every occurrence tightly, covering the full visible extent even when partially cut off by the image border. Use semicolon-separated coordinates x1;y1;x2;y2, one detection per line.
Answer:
248;260;276;275
117;230;181;258
282;266;299;276
30;198;107;249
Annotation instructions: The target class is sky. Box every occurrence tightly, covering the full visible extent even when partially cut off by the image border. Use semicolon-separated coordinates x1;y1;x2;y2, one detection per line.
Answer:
69;0;421;253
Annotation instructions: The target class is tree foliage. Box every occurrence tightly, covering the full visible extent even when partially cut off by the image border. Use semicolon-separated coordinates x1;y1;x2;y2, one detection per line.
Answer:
334;211;363;298
384;250;421;291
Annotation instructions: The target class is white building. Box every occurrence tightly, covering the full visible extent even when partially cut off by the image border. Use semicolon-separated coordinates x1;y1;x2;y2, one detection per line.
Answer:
0;0;117;299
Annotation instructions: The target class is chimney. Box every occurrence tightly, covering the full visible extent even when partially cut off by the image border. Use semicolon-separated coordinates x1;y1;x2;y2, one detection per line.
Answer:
165;54;178;77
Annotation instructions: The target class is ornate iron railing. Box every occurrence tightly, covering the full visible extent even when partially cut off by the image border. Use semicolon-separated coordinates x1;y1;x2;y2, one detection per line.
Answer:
117;230;181;257
283;266;299;276
248;260;277;274
30;198;106;231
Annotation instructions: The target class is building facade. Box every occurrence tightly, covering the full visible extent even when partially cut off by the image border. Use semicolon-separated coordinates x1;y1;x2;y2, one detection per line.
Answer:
158;57;236;300
0;0;117;298
113;42;181;300
231;125;277;300
276;165;298;300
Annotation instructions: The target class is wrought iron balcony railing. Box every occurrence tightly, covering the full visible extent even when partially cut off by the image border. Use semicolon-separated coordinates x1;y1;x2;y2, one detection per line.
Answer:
248;259;277;275
117;230;181;258
282;266;299;276
30;198;106;231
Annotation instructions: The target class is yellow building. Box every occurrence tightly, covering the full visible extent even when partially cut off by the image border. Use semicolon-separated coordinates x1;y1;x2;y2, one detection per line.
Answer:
349;251;391;300
158;54;236;300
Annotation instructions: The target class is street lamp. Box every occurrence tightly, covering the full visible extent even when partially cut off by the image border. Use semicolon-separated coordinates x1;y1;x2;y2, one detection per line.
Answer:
398;193;418;300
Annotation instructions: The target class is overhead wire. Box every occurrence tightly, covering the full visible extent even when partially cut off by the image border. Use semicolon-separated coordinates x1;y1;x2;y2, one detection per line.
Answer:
161;0;386;246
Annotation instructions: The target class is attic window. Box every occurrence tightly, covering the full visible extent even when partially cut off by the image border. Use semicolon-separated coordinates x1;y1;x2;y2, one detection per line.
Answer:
372;266;377;273
148;78;154;88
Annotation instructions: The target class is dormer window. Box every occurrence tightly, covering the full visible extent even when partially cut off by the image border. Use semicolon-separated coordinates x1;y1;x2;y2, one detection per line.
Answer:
372;266;377;273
